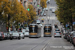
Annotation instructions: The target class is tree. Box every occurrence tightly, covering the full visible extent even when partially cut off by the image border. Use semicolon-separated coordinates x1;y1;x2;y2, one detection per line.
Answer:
28;5;36;24
0;0;28;30
40;0;47;9
10;0;27;29
55;0;75;26
0;0;12;25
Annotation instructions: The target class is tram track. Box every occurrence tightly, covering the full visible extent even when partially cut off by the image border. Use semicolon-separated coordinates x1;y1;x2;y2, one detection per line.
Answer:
31;37;51;50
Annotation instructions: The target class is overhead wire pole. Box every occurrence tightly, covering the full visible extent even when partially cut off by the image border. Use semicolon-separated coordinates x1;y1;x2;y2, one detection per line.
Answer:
48;6;50;24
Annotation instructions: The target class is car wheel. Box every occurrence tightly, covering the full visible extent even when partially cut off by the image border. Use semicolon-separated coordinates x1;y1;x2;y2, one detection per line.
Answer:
73;44;75;46
54;36;56;38
67;37;69;41
72;41;74;44
60;36;61;38
10;38;12;40
22;37;24;39
70;40;71;43
18;37;21;40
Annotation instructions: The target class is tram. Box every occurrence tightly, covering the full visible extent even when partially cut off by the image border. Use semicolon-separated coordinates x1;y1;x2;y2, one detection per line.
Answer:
29;24;41;38
44;24;52;37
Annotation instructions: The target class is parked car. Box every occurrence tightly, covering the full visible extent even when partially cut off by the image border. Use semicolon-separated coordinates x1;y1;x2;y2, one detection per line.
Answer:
7;33;10;39
25;27;29;37
44;13;46;16
9;31;20;40
4;32;8;39
41;10;44;16
45;8;48;11
50;8;52;11
69;31;75;42
0;32;4;40
36;20;41;24
69;31;75;44
39;24;43;27
22;29;26;37
46;0;50;4
52;9;55;13
64;31;68;39
72;32;75;46
19;32;24;39
66;32;71;41
43;8;45;11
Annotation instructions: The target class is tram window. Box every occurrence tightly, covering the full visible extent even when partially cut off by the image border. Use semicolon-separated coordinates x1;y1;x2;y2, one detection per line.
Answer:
29;26;38;33
44;28;50;30
44;30;51;32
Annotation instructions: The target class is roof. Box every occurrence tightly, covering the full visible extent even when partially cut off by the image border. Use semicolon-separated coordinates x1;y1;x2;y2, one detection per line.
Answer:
29;24;37;26
44;24;52;26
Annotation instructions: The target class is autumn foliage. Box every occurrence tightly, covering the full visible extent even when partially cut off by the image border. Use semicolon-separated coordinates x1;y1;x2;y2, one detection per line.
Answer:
40;0;47;8
0;0;36;28
55;0;75;25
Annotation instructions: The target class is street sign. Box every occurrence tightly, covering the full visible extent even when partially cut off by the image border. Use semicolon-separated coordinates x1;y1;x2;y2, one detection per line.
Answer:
66;24;69;27
73;22;75;24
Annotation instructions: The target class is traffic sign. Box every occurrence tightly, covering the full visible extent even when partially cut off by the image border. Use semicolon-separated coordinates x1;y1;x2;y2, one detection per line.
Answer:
66;24;69;27
73;22;75;24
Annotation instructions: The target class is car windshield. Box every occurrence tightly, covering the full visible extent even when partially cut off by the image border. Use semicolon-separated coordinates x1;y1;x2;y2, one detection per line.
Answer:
55;29;59;31
73;32;75;35
26;27;29;30
13;32;18;35
56;32;60;33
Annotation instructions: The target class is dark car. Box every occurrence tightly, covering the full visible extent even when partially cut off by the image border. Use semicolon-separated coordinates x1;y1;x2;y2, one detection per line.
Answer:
64;31;69;39
0;32;4;40
69;31;75;43
72;32;75;46
66;32;71;41
69;31;75;45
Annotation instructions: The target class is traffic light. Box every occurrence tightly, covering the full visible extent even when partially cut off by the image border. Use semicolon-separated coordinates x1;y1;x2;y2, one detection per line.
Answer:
27;8;30;11
37;4;39;7
37;5;39;7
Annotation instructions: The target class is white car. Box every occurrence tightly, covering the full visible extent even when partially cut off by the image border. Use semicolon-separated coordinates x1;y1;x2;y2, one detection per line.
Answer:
36;20;41;24
45;8;48;11
52;9;55;13
25;31;29;37
46;0;50;4
43;8;45;11
44;13;46;16
19;32;25;39
25;27;29;37
9;32;21;40
50;8;52;11
39;24;43;27
54;31;62;37
22;29;26;36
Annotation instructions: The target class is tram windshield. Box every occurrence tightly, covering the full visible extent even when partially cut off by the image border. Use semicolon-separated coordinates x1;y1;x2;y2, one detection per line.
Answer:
44;26;52;32
29;25;38;33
